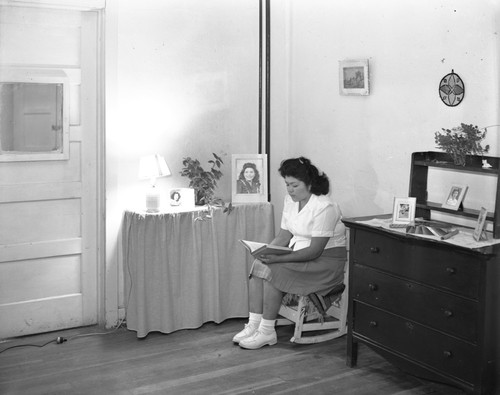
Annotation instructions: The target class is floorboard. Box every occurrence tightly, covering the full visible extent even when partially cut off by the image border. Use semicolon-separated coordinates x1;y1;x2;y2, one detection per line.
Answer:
0;319;467;394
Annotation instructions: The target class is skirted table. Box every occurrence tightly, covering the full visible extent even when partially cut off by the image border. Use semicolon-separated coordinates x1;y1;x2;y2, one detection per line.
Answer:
122;202;274;338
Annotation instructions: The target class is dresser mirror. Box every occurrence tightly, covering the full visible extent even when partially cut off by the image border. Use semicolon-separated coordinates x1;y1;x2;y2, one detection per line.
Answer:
0;69;69;162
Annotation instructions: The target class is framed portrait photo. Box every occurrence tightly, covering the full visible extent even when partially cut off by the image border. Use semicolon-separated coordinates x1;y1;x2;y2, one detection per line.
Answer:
168;188;195;208
442;184;468;211
392;197;416;225
232;154;267;203
473;207;488;241
339;59;370;96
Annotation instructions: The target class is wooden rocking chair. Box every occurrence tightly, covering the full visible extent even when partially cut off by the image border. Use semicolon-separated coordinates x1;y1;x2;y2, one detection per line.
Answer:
276;265;348;344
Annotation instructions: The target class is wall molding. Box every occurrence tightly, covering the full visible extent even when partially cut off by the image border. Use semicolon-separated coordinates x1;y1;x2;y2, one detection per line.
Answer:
0;0;105;11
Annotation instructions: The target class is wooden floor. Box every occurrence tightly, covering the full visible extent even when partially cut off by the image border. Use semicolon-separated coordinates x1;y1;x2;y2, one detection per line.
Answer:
0;318;466;395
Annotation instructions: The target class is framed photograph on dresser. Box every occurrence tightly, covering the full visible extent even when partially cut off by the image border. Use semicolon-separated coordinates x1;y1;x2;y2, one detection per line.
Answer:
232;154;267;203
442;184;468;210
473;207;488;241
392;197;416;225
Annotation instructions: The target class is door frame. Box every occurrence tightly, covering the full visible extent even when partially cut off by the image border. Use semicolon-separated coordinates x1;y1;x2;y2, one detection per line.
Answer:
95;7;106;326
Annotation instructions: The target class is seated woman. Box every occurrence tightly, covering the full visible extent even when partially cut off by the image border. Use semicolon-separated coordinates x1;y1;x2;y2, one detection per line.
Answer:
233;156;346;350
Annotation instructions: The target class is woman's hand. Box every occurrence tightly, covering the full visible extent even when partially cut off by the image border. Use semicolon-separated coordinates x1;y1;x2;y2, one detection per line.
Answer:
258;254;282;264
260;237;330;264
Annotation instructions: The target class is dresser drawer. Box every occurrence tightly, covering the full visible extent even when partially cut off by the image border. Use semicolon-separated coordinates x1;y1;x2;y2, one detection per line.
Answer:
353;303;479;385
351;229;480;299
352;265;479;342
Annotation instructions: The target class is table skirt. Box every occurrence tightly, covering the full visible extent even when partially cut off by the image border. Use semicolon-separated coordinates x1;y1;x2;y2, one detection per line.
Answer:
122;203;274;338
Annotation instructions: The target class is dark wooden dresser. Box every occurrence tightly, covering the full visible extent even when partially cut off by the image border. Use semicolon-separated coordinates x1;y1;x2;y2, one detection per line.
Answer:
343;217;499;395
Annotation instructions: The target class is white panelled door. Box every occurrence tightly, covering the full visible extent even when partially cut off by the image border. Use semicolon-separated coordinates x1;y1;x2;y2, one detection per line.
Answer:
0;6;102;338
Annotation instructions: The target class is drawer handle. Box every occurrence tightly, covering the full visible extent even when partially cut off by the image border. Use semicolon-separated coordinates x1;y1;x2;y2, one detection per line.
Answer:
369;321;378;327
444;310;453;317
370;247;380;253
368;283;378;291
446;267;456;275
443;350;453;358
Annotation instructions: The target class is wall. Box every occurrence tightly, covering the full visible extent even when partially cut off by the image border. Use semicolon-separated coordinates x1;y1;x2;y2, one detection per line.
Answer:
269;0;500;228
105;0;262;325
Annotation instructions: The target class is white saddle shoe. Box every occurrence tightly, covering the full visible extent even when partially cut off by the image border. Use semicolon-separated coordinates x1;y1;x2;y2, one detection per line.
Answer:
238;330;277;350
232;324;258;343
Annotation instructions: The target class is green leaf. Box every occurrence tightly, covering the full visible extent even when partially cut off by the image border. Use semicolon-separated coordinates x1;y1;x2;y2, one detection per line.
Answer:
213;153;223;164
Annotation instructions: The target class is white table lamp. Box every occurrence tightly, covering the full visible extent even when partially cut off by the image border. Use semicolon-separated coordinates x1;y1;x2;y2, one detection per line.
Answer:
138;154;171;212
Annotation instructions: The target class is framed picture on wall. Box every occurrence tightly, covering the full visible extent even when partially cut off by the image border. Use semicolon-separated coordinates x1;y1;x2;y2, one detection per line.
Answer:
339;59;370;96
442;184;468;210
232;154;267;203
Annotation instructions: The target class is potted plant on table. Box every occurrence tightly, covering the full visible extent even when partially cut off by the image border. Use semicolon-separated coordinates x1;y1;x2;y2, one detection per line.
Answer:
180;152;232;219
434;123;490;166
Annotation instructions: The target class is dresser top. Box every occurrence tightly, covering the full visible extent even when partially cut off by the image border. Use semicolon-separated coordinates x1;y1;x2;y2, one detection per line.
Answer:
342;215;500;256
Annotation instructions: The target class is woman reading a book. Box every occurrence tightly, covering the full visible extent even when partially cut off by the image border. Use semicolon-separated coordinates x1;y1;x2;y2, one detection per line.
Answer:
234;157;347;349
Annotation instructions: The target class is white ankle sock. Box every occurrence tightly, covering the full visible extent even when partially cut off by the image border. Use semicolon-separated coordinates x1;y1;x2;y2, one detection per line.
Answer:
258;318;276;335
248;312;262;328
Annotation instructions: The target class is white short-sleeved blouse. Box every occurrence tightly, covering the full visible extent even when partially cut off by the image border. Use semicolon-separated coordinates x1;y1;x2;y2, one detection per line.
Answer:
280;194;346;251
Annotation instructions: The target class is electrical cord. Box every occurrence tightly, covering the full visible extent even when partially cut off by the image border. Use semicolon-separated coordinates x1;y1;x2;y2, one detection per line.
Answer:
0;337;66;354
0;320;127;355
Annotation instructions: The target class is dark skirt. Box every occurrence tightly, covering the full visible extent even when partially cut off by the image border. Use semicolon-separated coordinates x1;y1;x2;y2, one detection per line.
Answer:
250;246;347;295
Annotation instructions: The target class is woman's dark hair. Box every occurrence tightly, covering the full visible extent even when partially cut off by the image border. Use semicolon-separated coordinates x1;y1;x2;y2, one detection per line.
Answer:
238;162;260;184
278;156;329;195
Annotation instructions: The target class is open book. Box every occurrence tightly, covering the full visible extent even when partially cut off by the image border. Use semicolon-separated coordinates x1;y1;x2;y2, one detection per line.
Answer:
239;239;292;259
406;223;459;240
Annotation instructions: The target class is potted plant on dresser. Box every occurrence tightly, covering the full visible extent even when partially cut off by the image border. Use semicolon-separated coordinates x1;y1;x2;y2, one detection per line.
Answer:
434;123;490;166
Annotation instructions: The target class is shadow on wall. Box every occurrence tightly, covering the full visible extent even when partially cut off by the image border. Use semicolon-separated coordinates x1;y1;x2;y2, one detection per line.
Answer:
339;162;383;218
177;108;254;203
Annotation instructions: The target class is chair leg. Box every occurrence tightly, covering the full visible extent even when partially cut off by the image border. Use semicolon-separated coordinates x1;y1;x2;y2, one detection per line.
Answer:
290;295;307;343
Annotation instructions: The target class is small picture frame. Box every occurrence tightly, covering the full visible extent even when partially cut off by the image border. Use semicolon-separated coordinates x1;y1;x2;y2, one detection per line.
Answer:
473;207;488;241
232;154;267;203
442;184;468;211
339;59;370;96
168;188;195;208
392;197;416;225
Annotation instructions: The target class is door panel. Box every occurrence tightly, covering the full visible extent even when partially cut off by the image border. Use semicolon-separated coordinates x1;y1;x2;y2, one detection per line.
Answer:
0;141;81;184
0;256;81;304
2;294;83;337
0;200;81;244
0;238;82;263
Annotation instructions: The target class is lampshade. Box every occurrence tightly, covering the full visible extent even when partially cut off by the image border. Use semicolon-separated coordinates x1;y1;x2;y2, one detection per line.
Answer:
138;154;171;186
138;154;171;213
